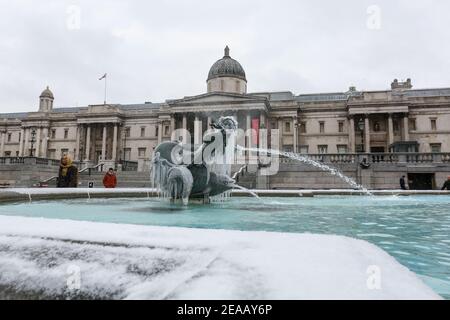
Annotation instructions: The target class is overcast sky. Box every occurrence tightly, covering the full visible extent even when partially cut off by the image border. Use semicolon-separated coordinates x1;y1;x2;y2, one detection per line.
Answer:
1;0;449;113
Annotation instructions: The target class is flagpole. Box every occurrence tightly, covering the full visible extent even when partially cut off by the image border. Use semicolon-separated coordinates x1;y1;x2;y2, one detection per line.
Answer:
104;74;107;105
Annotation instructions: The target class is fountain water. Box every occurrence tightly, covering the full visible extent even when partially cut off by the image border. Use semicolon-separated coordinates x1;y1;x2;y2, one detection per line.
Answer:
237;146;372;195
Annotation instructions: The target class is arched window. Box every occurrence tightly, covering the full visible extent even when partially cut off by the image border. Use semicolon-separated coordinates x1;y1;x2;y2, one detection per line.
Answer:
220;79;224;91
235;80;240;92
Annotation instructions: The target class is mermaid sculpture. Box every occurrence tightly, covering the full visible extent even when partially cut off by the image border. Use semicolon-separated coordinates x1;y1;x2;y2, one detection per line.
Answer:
151;116;237;204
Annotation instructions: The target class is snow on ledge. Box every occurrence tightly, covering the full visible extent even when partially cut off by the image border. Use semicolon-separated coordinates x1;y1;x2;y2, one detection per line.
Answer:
0;215;440;300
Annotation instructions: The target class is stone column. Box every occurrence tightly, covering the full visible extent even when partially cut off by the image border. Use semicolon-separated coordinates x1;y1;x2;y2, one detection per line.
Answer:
293;116;298;153
364;115;370;153
101;125;107;160
158;122;163;144
403;114;409;141
85;125;91;160
182;114;187;143
348;117;355;153
388;114;394;147
41;128;49;158
24;128;30;156
194;115;202;145
112;124;118;161
277;118;283;150
170;116;175;131
260;113;266;128
0;130;5;156
74;125;80;160
35;127;41;157
18;128;24;156
246;114;252;147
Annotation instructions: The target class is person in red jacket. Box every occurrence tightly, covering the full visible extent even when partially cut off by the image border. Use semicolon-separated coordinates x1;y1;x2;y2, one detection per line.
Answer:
103;168;117;188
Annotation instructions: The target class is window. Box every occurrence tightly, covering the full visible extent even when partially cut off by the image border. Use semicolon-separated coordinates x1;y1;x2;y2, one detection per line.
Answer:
300;122;306;133
283;145;293;152
15;151;19;156
164;125;170;136
284;122;291;133
271;122;276;129
207;82;211;92
373;122;380;132
319;121;325;134
299;145;309;154
51;129;56;139
140;127;146;137
64;129;69;139
125;127;131;138
60;149;68;158
4;151;11;157
18;132;21;142
430;119;437;131
318;145;328;154
220;79;224;90
338;121;344;133
409;118;416;131
337;145;348;154
430;143;441;153
155;126;159;137
235;80;240;92
393;120;399;132
138;147;146;158
124;148;131;160
7;133;11;142
48;149;56;159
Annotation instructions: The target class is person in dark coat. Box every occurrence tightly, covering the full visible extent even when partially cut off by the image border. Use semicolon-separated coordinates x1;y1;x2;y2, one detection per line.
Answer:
400;175;407;190
57;154;78;188
442;176;450;190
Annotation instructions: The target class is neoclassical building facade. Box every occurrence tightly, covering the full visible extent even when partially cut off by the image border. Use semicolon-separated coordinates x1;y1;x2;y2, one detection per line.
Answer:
1;46;450;169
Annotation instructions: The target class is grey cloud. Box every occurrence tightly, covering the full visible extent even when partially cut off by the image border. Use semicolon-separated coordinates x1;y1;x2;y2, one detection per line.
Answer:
0;0;449;113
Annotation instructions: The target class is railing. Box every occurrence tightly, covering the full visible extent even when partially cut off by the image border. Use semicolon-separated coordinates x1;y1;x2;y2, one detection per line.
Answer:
279;152;450;164
0;157;60;166
39;163;105;185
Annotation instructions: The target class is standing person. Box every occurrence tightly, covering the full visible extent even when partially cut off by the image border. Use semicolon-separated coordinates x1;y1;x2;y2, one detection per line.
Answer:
442;176;450;190
103;168;117;188
57;154;78;188
399;175;407;190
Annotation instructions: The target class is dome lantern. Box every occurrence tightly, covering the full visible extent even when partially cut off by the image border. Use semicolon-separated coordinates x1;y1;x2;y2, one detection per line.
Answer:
39;86;54;112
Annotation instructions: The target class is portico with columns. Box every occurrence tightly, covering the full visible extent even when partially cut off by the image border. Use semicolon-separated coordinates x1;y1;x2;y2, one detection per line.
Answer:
348;105;411;153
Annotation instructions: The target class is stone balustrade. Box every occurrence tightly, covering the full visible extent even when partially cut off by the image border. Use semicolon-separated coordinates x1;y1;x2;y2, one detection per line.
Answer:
279;152;450;164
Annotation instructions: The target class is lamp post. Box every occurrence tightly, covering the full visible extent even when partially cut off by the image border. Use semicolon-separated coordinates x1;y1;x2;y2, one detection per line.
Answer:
30;129;36;157
357;118;365;153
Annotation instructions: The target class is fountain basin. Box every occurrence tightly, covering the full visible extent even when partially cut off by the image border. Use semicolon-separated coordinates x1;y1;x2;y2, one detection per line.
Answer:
0;189;449;299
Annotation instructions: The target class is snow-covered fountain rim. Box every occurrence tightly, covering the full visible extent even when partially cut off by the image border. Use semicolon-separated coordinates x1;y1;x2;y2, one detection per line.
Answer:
0;188;449;204
0;214;442;299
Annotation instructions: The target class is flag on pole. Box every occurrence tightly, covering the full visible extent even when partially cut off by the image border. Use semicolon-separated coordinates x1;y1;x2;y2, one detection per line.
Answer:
98;73;107;80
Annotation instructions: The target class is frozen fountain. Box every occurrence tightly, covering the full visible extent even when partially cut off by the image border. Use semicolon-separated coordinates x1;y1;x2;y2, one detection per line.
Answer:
152;116;242;204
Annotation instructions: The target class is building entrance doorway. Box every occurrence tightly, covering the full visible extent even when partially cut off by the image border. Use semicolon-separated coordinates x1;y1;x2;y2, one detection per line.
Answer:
370;147;385;153
407;173;435;190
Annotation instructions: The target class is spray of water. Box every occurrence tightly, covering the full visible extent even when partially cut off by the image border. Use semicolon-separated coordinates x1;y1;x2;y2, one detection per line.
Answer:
231;184;261;199
237;146;372;196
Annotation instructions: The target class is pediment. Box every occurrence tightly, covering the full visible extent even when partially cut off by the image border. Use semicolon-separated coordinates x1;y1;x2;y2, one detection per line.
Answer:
167;92;266;106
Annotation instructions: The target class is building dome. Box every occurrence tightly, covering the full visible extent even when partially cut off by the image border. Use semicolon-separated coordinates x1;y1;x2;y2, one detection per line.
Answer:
207;46;246;82
40;86;54;99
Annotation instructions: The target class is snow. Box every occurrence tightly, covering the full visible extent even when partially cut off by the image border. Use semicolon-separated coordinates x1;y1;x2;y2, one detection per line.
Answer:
0;215;441;300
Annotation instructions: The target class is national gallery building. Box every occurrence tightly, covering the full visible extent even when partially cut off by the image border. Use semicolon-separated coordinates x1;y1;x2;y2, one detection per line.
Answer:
1;46;450;171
